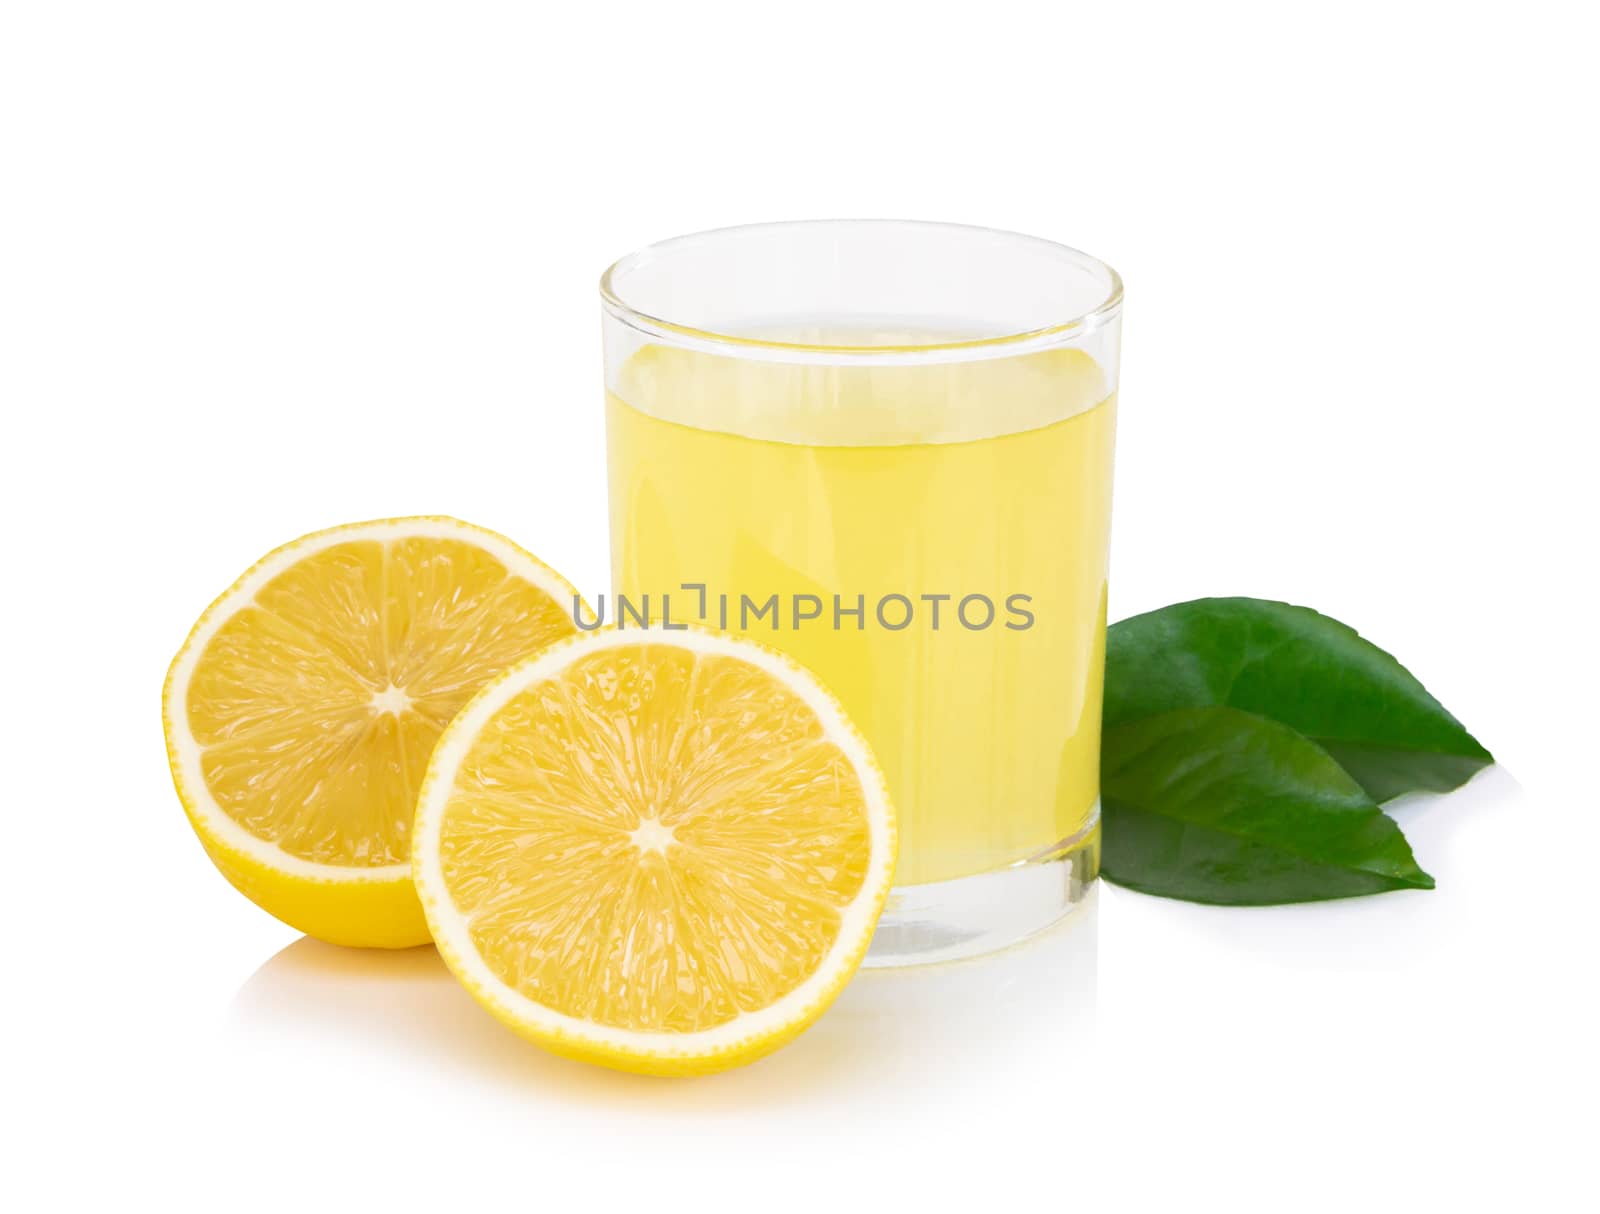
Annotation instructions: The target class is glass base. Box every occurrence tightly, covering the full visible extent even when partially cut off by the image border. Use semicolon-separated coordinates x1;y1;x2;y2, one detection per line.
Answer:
863;809;1100;968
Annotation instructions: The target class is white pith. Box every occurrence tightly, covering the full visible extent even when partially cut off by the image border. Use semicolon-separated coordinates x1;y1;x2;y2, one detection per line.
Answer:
369;685;412;716
412;626;897;1060
163;517;583;885
628;817;677;854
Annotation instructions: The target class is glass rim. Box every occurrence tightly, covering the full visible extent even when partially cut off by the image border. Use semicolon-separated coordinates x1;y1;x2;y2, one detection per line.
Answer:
599;218;1123;363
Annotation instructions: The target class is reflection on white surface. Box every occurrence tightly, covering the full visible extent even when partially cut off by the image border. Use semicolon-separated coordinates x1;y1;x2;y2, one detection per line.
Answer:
230;886;1096;1108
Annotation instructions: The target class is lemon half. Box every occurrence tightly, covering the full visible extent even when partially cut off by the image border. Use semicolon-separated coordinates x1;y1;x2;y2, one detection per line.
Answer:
412;628;896;1075
163;517;580;947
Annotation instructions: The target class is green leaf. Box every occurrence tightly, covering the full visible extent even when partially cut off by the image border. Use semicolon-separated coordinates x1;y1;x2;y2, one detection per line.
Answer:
1104;597;1492;801
1101;706;1435;904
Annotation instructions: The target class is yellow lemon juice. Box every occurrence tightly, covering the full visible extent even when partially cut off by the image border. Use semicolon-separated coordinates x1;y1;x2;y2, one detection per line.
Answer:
606;338;1115;887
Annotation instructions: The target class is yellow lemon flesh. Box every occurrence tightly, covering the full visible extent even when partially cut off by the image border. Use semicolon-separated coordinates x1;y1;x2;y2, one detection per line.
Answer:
412;628;896;1074
163;517;579;947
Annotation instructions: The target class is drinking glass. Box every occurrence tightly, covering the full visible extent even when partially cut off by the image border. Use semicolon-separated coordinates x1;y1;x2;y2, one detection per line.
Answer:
600;220;1121;965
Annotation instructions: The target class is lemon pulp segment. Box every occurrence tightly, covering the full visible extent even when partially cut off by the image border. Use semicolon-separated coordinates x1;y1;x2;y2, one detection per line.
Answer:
165;518;580;947
190;536;574;865
416;630;896;1071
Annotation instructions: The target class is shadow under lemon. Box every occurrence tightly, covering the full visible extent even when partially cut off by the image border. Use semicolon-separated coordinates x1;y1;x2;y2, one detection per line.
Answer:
230;888;1097;1105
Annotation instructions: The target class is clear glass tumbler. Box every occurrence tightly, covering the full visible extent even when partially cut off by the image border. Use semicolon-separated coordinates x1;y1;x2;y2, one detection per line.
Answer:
600;220;1121;965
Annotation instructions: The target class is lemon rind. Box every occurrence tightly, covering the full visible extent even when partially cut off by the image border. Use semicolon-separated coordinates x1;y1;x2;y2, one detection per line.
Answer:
411;625;897;1074
163;515;585;887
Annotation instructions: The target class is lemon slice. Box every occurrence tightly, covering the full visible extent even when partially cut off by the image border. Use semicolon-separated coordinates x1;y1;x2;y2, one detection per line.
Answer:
163;517;580;948
412;628;896;1075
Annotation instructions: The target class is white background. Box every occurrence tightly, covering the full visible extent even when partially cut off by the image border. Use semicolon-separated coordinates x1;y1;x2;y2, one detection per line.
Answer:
3;2;1596;1209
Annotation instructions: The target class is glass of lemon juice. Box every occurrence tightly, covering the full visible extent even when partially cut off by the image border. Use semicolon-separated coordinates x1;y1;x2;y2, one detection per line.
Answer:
600;221;1121;965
